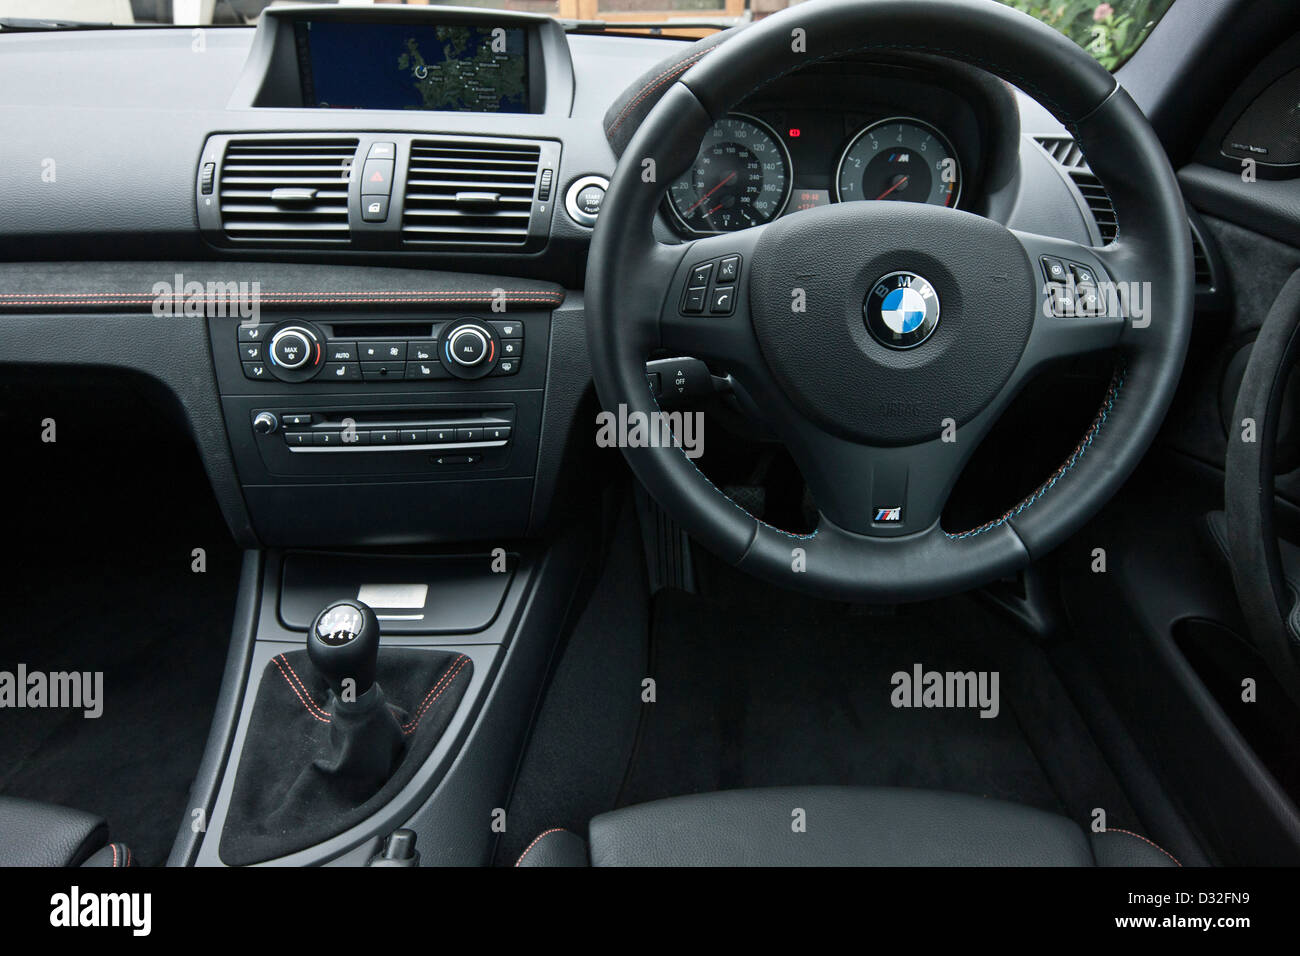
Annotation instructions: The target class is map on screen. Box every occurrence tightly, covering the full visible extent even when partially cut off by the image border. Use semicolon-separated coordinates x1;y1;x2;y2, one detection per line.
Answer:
297;22;529;113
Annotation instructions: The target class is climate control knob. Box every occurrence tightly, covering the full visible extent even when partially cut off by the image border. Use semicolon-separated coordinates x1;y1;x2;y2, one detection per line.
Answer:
266;322;324;382
447;326;489;366
270;327;313;369
438;321;498;380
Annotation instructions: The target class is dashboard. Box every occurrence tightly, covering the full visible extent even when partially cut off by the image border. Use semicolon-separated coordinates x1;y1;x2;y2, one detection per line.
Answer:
0;4;1102;553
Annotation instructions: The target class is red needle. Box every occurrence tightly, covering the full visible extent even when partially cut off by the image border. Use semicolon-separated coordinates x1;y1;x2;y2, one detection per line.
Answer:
685;171;737;214
876;175;910;200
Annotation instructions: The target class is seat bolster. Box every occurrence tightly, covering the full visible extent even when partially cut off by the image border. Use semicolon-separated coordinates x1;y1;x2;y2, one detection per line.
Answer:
588;786;1099;867
1089;829;1181;867
0;796;108;867
515;828;588;867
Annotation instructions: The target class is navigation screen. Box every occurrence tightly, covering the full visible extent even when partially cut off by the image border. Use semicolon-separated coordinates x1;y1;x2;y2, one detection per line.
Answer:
296;21;530;113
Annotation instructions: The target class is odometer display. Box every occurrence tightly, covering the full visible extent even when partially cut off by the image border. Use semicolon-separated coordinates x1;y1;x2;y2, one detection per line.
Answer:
835;117;961;208
668;114;792;233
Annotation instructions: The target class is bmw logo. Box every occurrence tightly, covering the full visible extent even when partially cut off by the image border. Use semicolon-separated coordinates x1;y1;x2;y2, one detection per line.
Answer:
865;271;941;349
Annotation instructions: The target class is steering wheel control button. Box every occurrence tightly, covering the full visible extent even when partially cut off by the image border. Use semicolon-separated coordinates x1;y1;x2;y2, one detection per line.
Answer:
1069;263;1096;285
681;255;742;316
710;286;736;314
564;175;609;227
682;286;707;314
865;272;941;349
1040;256;1069;284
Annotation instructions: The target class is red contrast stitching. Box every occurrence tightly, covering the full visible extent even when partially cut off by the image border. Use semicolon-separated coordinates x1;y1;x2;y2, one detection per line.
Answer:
110;843;118;867
514;828;569;867
401;656;471;735
0;291;563;306
606;46;717;137
0;291;562;299
1100;828;1182;867
125;844;131;868
272;654;332;723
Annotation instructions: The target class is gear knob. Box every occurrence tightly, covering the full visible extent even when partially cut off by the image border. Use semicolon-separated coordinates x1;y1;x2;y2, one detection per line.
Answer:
308;600;381;697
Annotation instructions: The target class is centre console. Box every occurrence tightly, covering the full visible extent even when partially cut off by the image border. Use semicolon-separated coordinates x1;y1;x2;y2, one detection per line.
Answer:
211;308;549;548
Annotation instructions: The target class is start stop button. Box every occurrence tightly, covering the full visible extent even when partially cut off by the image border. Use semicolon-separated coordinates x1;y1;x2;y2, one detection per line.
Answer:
564;175;609;228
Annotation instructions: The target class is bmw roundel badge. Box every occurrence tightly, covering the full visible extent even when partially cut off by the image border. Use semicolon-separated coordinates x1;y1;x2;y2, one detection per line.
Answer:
865;271;941;349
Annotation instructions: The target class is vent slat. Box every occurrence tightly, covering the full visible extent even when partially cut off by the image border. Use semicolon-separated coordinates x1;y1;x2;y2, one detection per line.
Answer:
219;137;357;244
401;138;540;247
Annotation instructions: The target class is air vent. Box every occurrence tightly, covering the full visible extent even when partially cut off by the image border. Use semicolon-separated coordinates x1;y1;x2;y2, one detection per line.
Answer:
1034;135;1118;243
219;137;358;244
402;139;541;247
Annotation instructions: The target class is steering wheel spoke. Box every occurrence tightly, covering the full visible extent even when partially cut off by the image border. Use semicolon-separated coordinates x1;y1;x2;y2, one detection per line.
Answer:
729;372;1005;539
657;223;771;375
1010;230;1127;377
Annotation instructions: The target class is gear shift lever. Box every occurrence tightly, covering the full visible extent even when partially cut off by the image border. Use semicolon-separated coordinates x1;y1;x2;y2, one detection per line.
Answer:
308;600;381;698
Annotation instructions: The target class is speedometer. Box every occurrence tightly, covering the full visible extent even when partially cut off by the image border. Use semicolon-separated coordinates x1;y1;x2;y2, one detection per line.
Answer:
835;117;961;207
667;114;792;234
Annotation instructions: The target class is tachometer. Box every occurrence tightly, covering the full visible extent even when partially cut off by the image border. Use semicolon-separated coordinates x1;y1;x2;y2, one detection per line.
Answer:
835;117;961;207
668;114;792;234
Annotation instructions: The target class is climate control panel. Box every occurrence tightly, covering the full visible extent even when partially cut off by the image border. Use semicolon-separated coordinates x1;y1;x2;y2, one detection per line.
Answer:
237;318;523;384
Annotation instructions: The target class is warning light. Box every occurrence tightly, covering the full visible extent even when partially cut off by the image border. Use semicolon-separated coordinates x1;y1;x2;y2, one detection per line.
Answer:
788;128;801;138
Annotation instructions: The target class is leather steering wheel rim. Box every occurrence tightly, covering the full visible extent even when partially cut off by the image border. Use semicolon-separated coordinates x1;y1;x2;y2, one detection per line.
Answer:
1225;269;1300;700
586;0;1193;603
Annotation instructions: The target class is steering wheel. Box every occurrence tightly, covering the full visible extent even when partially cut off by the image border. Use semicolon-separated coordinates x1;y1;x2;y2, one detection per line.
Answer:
586;0;1193;602
1225;269;1300;701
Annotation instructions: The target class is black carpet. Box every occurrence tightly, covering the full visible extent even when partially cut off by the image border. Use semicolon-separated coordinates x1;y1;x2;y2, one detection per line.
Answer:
0;374;240;866
499;523;1148;856
619;585;1140;832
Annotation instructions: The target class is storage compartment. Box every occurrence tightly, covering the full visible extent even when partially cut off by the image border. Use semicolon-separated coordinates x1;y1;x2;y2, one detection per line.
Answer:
279;551;515;635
